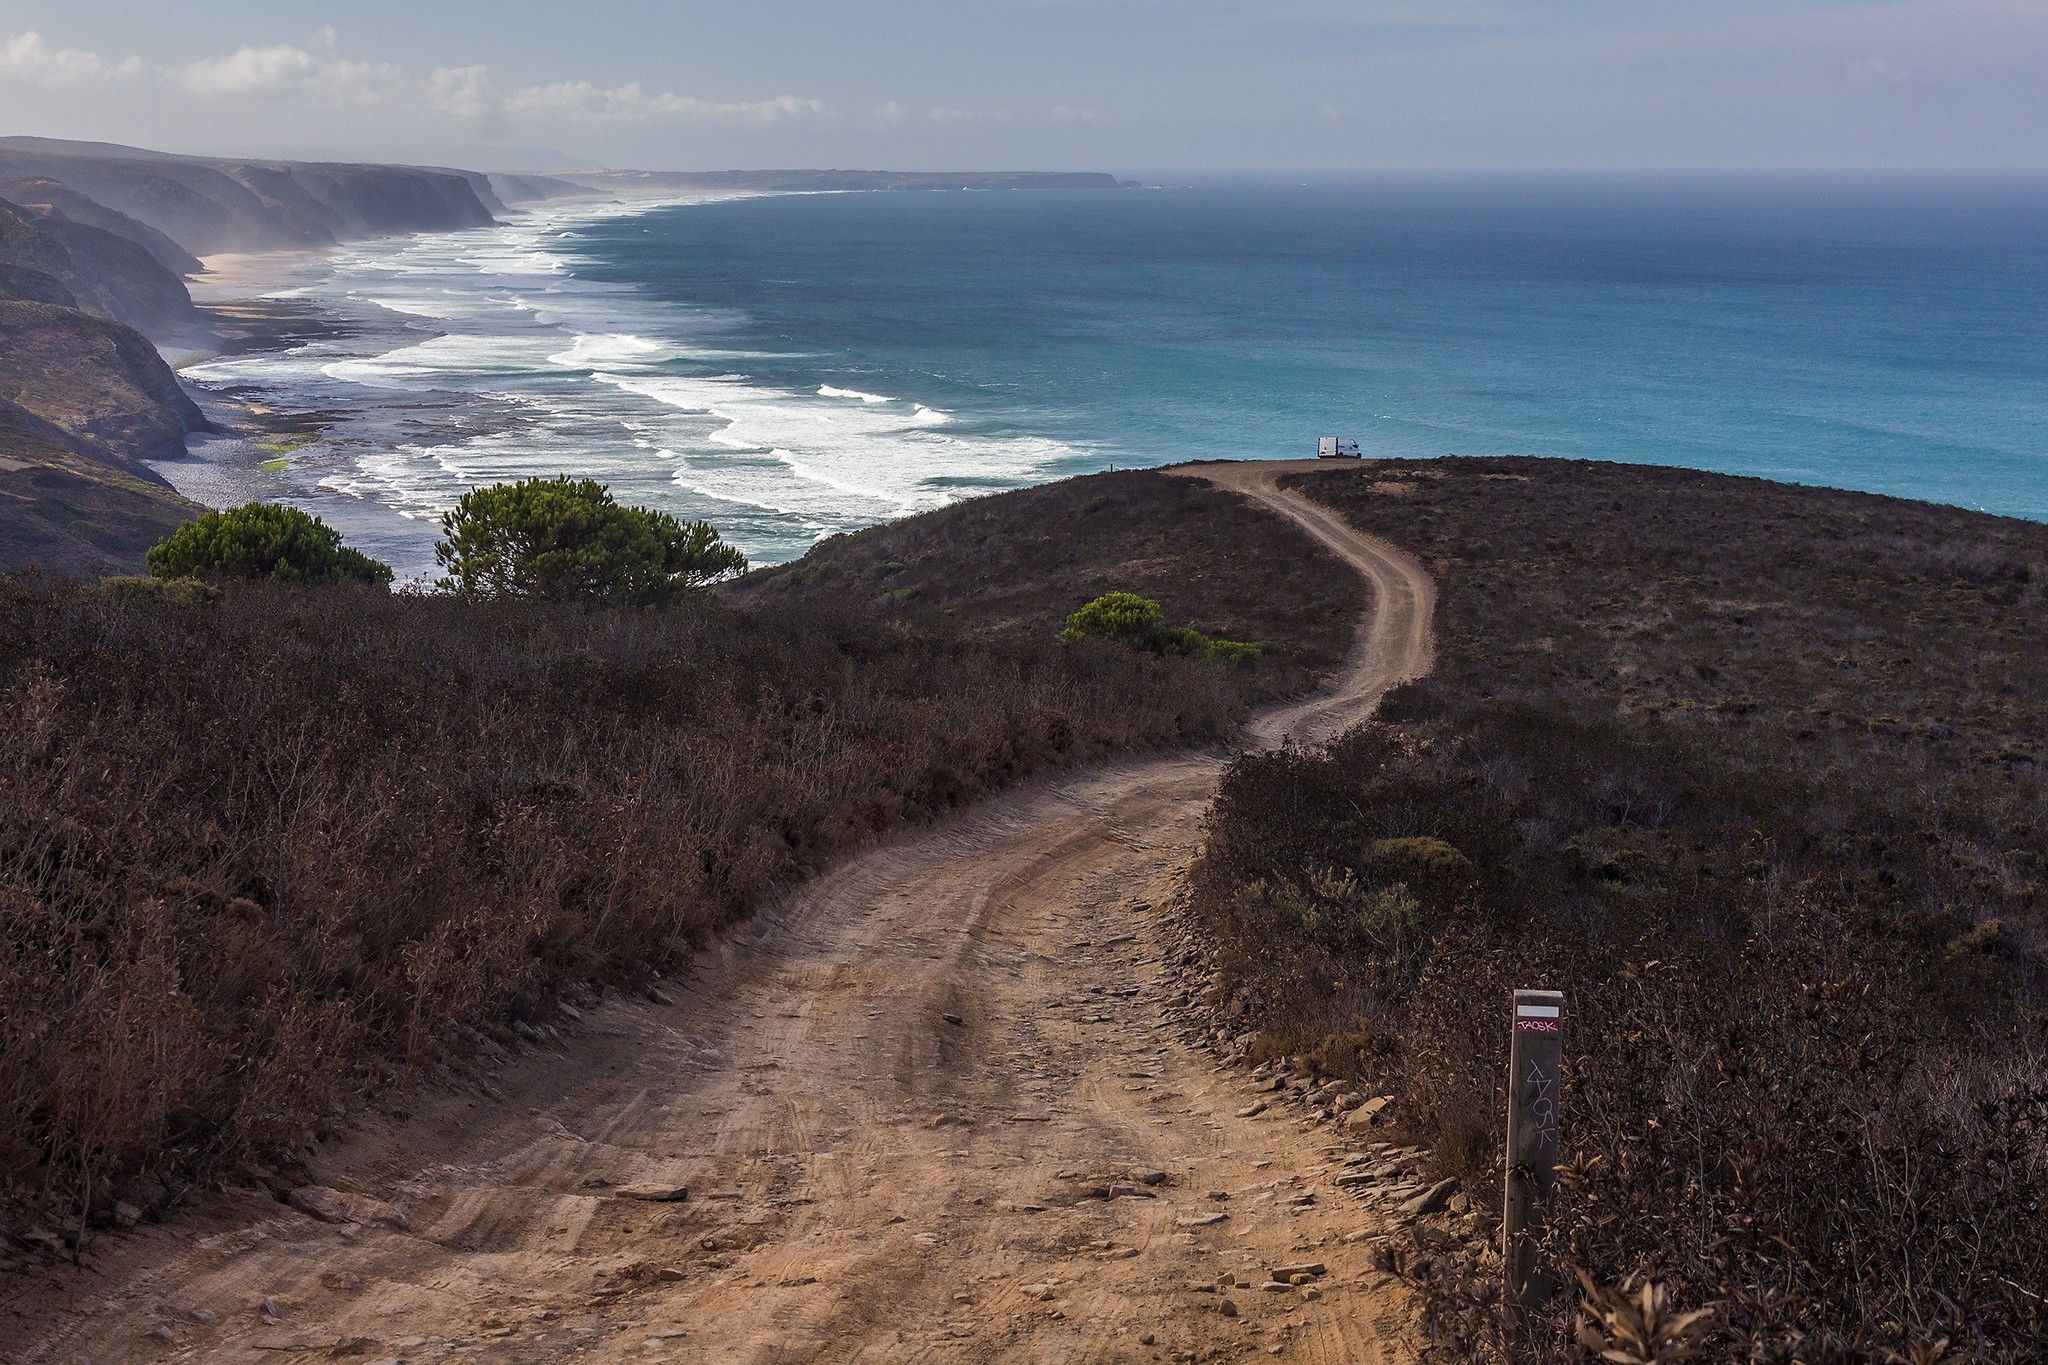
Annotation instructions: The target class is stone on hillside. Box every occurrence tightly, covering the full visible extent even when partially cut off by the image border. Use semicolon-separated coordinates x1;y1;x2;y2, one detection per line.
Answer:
1400;1178;1460;1217
1344;1097;1393;1132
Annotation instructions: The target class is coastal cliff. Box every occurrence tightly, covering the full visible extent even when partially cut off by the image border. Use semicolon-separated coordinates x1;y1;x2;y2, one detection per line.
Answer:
0;194;200;341
0;397;196;577
0;137;500;255
0;301;207;462
0;176;203;277
0;193;209;574
0;138;512;574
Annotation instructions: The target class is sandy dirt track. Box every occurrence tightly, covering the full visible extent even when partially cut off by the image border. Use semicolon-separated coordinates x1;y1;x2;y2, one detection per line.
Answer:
13;460;1435;1364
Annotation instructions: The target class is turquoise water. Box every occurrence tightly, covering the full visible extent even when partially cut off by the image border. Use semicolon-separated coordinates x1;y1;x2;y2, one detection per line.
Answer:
179;174;2048;576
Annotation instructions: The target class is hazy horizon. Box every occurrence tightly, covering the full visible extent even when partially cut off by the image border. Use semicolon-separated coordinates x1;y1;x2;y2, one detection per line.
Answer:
17;131;2048;179
2;1;2044;175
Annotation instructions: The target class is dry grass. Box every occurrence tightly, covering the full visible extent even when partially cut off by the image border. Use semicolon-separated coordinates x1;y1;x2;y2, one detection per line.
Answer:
0;468;1355;1259
735;468;1355;700
1189;457;2048;1360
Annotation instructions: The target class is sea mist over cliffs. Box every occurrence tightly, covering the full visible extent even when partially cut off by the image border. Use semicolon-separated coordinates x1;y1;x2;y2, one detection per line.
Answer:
173;174;2048;578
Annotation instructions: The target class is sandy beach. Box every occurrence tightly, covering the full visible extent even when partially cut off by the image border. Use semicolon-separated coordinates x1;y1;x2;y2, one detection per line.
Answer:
148;248;375;522
187;248;339;303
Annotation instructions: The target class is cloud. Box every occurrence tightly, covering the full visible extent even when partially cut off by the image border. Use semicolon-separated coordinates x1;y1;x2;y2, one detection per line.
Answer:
426;65;495;118
5;30;818;127
178;45;318;96
175;45;410;103
503;81;822;124
0;31;141;86
860;100;987;131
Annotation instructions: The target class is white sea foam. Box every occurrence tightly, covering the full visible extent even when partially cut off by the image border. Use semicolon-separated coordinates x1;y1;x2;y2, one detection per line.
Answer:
548;333;671;369
178;194;1092;566
323;333;561;387
362;295;463;319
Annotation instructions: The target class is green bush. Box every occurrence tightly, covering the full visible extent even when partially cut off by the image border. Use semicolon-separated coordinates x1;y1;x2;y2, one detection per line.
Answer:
1061;590;1167;645
1355;881;1423;952
1203;637;1264;666
434;476;746;604
1060;590;1262;665
1365;835;1473;878
96;575;221;607
146;503;392;586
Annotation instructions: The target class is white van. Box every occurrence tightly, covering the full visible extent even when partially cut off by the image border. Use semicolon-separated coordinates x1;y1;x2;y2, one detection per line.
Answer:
1317;436;1362;459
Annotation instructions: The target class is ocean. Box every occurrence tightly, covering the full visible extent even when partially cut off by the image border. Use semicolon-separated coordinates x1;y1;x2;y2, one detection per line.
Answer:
171;174;2048;579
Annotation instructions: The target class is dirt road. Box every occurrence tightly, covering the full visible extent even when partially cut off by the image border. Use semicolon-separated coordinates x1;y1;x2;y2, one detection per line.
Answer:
14;461;1435;1364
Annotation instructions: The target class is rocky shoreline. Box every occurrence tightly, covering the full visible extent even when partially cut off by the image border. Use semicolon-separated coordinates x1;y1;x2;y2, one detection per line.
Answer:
0;142;510;574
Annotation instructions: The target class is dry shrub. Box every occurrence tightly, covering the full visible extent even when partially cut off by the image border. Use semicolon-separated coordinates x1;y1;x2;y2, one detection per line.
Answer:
0;572;1268;1248
1189;459;2048;1360
738;468;1355;699
1575;1272;1718;1364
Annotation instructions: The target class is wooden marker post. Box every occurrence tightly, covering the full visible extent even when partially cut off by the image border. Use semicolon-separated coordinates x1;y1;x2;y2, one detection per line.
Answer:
1504;988;1564;1322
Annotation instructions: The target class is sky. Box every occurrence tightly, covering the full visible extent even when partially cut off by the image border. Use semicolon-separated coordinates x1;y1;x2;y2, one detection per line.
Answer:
1;1;2044;172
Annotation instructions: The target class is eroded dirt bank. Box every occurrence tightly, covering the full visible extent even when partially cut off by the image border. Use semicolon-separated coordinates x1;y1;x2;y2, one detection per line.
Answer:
10;461;1434;1364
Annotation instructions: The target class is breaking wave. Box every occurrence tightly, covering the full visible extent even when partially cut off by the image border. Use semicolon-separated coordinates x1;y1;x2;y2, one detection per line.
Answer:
176;196;1095;575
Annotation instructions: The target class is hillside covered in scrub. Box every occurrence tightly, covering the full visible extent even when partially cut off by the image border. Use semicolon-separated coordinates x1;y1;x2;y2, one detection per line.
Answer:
0;468;1353;1262
737;468;1355;698
1192;458;2048;1358
0;193;208;575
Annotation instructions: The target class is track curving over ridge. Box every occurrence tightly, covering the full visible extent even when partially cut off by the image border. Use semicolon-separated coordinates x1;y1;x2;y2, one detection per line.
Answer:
15;460;1435;1365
